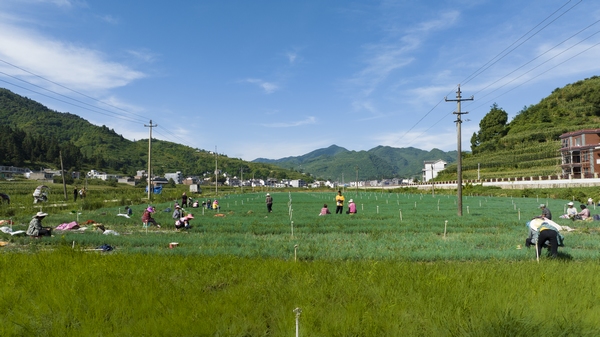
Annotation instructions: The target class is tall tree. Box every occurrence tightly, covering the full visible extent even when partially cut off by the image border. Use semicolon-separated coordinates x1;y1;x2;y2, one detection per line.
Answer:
477;103;508;143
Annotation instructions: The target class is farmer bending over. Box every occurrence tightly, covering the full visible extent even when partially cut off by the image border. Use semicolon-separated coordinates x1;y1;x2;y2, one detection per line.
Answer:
525;218;563;259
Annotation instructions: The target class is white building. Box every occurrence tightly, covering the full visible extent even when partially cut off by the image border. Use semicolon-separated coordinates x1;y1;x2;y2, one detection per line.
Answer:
289;179;306;188
422;159;447;182
165;171;183;184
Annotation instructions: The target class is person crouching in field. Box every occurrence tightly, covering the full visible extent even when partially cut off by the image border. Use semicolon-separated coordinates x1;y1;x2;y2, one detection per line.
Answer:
26;212;52;237
172;205;183;220
142;207;161;228
346;199;357;214
572;204;591;221
175;214;194;230
319;204;331;216
525;218;563;259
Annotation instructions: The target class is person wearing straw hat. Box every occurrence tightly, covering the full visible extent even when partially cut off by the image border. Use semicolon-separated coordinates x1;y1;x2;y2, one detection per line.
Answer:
26;212;52;237
346;199;357;214
265;193;273;213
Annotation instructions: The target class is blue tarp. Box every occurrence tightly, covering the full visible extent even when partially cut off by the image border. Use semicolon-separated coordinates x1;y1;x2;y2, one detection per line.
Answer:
145;185;163;194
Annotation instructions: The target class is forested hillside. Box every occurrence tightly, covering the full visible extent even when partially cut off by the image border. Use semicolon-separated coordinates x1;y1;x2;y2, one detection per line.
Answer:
0;88;312;182
437;75;600;180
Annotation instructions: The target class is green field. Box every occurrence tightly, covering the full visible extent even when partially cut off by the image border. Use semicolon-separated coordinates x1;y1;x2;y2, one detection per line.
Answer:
2;187;600;335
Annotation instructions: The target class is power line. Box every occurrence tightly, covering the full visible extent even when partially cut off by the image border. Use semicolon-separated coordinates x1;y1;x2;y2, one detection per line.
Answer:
0;78;142;123
391;0;586;148
0;71;147;124
461;0;581;86
0;58;149;122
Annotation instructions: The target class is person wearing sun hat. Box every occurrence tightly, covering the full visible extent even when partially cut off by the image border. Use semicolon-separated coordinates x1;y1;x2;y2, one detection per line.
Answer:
346;199;357;214
172;204;183;220
26;211;52;237
175;213;194;230
265;193;273;213
566;202;577;218
141;206;161;228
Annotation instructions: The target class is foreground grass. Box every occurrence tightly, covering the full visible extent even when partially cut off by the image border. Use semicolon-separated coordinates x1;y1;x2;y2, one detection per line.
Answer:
1;251;599;336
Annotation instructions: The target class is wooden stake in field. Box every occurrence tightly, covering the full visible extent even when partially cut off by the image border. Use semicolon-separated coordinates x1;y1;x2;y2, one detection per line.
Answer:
444;220;447;238
399;209;402;221
294;244;298;262
377;206;379;214
290;221;294;238
518;208;521;220
294;307;302;337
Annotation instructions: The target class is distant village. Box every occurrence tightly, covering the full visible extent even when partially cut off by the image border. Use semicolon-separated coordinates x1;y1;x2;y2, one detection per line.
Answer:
0;160;448;189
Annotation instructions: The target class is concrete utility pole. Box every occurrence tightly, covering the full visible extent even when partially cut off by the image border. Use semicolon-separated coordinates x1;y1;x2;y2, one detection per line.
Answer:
214;146;218;196
355;166;359;197
445;85;473;216
145;120;157;201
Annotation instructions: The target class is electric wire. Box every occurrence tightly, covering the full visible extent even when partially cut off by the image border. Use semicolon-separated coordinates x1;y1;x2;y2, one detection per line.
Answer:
461;0;581;86
0;69;148;124
0;58;149;122
393;0;586;148
0;78;141;123
468;19;600;103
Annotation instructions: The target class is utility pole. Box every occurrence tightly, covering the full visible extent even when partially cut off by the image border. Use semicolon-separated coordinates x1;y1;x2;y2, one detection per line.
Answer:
355;166;359;197
214;146;218;196
240;167;243;194
431;163;435;197
144;120;157;201
445;85;473;216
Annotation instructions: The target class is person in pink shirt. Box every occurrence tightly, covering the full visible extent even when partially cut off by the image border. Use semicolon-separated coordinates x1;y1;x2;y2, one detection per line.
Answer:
347;199;357;214
319;204;331;216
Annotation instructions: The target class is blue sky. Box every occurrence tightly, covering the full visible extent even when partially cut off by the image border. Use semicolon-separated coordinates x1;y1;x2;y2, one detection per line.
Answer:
1;0;600;161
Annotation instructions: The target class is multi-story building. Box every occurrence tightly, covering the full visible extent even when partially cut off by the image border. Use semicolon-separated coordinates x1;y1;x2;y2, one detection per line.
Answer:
422;159;447;182
559;129;600;178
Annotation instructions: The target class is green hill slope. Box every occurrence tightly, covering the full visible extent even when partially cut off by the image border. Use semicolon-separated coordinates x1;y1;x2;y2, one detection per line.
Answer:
0;88;311;182
437;75;600;181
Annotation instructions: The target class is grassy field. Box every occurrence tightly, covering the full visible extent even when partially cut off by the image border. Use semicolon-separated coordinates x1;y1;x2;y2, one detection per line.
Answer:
2;187;600;335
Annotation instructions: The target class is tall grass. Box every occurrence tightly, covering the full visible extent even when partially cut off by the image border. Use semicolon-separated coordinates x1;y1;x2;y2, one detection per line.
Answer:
1;251;599;336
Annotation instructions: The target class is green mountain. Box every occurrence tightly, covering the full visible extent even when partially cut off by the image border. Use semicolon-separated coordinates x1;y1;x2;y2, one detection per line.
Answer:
254;144;457;181
0;88;311;182
437;75;600;181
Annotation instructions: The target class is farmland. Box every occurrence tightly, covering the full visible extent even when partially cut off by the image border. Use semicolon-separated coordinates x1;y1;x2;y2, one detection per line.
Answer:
2;184;600;335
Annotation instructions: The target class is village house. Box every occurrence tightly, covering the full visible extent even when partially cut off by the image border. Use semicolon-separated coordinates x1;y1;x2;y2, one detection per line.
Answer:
560;129;600;179
422;159;447;182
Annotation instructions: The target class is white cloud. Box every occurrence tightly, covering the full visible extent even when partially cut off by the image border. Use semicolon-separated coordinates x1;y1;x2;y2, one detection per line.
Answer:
287;52;297;64
0;23;146;93
244;78;279;94
345;10;461;107
98;14;119;25
261;116;316;128
372;121;478;152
